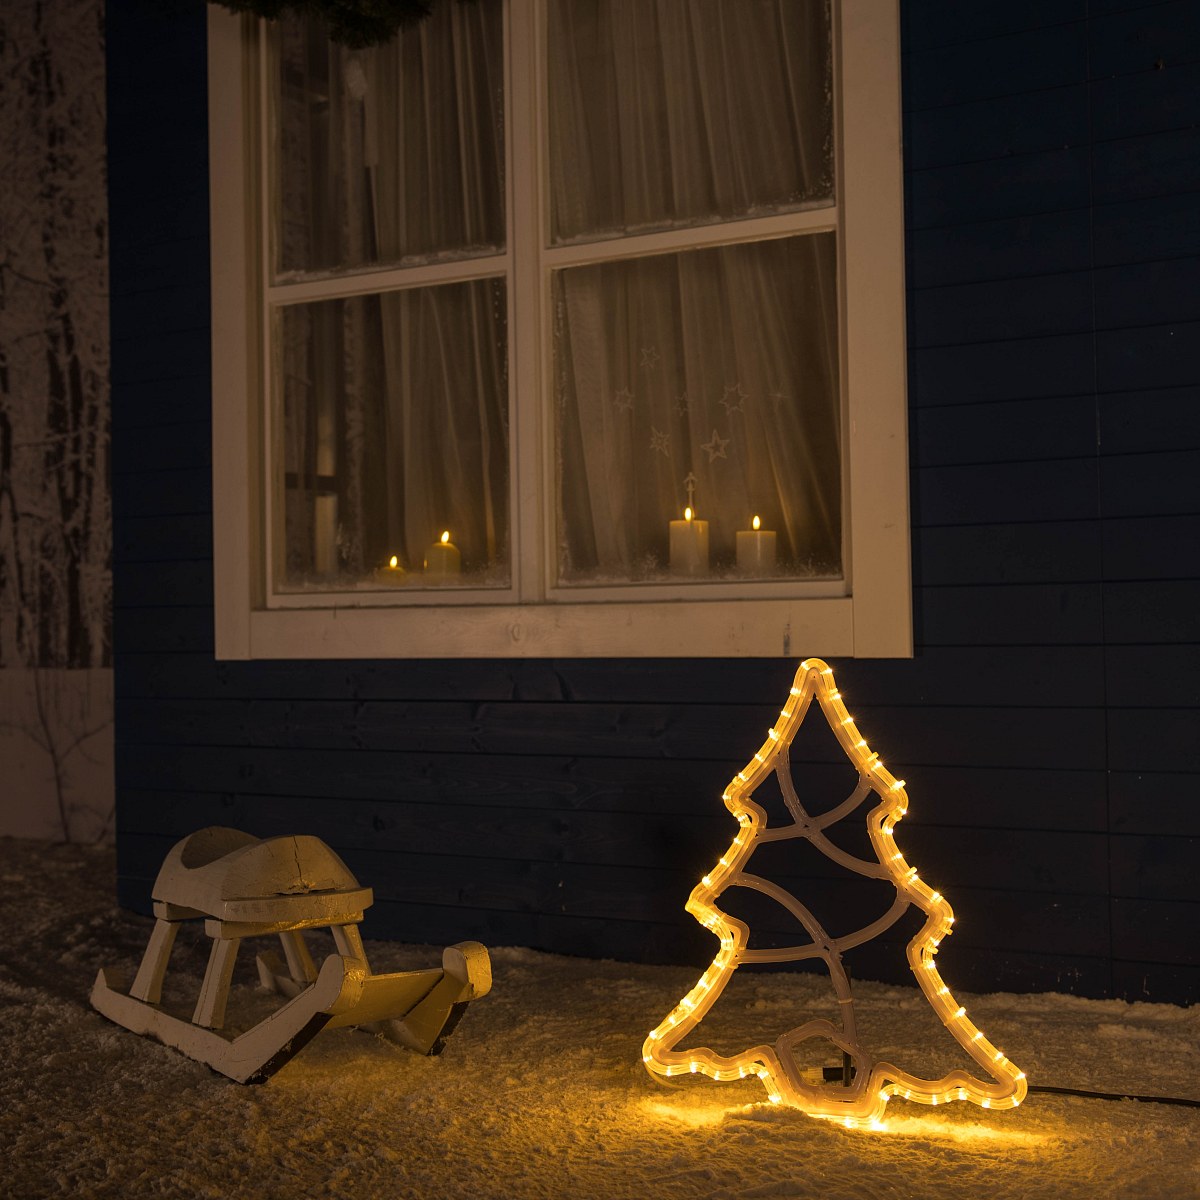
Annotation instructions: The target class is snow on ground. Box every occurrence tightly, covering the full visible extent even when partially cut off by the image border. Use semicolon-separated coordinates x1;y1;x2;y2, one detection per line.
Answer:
2;838;1197;1200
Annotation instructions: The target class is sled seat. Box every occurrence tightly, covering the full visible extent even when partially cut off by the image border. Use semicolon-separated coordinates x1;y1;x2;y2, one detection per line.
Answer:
90;826;491;1083
148;825;375;931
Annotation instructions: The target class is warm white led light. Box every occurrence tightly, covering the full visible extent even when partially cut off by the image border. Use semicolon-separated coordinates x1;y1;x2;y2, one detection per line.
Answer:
641;657;1027;1128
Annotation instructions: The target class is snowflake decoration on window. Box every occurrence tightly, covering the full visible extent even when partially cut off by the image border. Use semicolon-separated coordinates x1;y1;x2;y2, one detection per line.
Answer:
613;388;635;413
720;383;749;416
649;427;672;458
639;346;661;371
701;429;730;462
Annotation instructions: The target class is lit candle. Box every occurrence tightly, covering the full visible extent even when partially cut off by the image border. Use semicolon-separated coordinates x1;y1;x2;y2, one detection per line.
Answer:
736;515;777;575
423;530;461;583
669;507;710;576
373;553;408;586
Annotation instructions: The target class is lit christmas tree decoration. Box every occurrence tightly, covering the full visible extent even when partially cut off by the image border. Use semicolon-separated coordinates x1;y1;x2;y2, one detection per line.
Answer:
642;658;1027;1128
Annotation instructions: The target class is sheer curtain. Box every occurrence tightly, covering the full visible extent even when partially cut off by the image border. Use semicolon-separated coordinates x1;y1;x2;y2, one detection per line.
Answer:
554;236;841;581
549;0;841;582
274;3;507;588
274;0;838;590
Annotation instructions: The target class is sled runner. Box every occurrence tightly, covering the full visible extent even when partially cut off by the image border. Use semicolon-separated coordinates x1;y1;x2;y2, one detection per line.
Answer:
90;826;491;1083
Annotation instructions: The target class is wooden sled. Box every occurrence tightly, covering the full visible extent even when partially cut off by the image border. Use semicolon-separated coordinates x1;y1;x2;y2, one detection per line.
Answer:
91;826;491;1083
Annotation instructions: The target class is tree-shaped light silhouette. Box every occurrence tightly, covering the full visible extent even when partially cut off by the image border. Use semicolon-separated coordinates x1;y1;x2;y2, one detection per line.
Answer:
642;658;1027;1128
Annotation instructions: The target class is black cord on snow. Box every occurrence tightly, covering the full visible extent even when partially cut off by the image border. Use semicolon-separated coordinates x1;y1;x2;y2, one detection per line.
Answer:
1029;1084;1200;1109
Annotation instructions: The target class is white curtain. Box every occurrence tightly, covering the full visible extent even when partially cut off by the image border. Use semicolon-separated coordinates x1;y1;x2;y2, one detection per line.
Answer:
548;0;833;243
554;237;841;580
548;0;841;581
275;2;507;586
275;0;838;587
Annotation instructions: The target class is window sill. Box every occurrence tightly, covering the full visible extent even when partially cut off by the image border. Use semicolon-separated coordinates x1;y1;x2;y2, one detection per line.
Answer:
235;597;857;659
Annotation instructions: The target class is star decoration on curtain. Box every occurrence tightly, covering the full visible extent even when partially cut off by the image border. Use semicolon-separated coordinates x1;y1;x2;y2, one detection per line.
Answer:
649;426;671;457
768;390;790;406
613;388;635;413
701;429;729;462
720;383;748;416
639;346;661;371
674;392;693;417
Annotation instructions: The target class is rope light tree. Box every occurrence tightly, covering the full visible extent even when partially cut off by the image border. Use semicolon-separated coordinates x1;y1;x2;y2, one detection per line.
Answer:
642;658;1027;1129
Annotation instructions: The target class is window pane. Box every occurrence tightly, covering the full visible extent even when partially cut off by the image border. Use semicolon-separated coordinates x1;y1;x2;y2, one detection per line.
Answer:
553;234;840;585
272;3;504;276
275;280;509;591
548;0;833;245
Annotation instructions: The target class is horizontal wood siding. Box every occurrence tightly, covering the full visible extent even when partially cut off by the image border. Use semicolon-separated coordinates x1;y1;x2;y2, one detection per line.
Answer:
108;0;1199;1003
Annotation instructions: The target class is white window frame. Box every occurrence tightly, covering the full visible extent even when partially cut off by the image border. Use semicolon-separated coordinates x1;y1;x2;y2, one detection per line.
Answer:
208;0;910;660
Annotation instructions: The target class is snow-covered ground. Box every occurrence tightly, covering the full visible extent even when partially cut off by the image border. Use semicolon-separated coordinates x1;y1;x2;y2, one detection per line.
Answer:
3;838;1197;1200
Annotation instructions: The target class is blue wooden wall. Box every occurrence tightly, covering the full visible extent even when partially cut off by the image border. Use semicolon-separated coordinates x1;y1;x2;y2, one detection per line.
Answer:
108;0;1200;1004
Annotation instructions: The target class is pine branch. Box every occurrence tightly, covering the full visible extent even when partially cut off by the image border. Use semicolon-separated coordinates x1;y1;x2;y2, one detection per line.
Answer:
212;0;446;47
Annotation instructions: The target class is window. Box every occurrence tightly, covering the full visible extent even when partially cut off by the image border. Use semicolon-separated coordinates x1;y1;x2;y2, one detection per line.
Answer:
209;0;909;659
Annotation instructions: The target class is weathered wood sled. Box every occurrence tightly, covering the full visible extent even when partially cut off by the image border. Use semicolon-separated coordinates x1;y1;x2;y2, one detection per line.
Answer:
90;827;491;1083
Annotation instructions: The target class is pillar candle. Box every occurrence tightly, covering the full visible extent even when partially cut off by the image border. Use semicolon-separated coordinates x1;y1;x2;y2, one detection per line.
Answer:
374;554;408;586
669;507;710;576
313;494;338;576
423;531;461;582
736;516;777;575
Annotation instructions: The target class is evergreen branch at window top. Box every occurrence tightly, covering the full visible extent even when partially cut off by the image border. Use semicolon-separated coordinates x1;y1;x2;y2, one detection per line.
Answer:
212;0;476;47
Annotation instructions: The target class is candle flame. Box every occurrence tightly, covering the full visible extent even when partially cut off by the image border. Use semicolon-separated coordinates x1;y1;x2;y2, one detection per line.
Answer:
684;507;693;522
440;530;450;544
388;555;398;568
752;515;761;531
